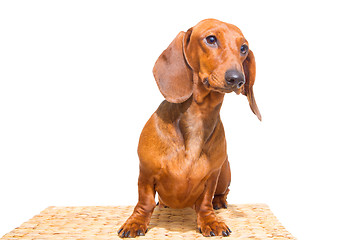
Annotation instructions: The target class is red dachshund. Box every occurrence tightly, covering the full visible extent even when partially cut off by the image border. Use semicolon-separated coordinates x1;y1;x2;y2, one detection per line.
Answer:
118;18;261;238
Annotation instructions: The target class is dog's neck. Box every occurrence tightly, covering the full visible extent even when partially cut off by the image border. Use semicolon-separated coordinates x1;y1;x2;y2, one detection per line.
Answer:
155;76;225;162
179;77;225;161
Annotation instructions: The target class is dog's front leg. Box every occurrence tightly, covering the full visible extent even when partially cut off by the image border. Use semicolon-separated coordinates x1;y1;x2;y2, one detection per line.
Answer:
195;170;231;237
118;172;156;238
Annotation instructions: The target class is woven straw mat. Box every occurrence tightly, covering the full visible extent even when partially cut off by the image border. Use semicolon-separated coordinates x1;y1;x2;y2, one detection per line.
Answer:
1;204;296;239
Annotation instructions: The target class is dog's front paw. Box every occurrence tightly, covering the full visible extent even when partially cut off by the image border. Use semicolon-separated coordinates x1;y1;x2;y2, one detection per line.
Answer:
117;219;148;238
198;216;231;237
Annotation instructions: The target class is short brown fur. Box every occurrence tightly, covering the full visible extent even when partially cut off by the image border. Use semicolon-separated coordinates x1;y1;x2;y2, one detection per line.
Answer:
118;19;261;238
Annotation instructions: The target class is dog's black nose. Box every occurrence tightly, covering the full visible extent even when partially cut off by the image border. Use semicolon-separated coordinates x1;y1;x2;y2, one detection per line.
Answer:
225;70;245;88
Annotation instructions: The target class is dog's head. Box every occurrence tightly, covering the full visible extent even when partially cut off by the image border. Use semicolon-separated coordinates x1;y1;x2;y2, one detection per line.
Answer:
153;19;261;121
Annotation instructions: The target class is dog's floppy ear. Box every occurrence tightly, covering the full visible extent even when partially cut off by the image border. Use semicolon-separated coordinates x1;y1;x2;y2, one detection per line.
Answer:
239;49;262;121
153;31;193;103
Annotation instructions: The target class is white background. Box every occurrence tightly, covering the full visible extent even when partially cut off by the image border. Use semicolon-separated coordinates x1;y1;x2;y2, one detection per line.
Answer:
1;1;359;239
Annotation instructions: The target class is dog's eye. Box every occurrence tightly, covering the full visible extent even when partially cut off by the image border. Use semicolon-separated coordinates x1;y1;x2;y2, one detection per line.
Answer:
205;35;217;46
240;44;248;55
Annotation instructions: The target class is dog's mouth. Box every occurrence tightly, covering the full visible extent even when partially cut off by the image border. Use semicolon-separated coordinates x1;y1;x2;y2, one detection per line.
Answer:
202;77;241;93
203;78;211;88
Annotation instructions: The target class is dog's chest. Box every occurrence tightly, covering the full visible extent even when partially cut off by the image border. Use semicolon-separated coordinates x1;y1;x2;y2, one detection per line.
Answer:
155;153;213;207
